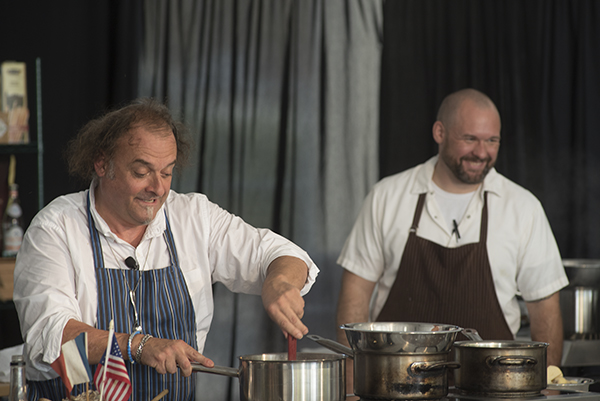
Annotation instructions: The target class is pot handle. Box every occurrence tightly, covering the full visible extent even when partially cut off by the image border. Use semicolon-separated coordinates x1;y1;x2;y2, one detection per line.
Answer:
462;328;483;341
191;362;240;378
306;334;354;358
410;361;461;373
486;356;538;367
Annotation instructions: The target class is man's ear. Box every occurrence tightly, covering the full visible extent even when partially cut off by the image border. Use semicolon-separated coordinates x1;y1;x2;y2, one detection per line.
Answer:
432;121;445;145
94;155;107;178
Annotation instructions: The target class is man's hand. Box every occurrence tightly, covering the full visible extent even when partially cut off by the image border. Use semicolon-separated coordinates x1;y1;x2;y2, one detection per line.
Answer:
261;256;309;339
137;337;213;377
63;319;213;377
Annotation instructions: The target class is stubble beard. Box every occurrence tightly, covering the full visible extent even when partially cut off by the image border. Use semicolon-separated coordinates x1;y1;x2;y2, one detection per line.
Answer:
442;151;494;185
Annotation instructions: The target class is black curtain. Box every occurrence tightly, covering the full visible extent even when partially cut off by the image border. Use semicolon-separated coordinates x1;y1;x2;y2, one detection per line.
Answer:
0;0;143;218
380;0;600;259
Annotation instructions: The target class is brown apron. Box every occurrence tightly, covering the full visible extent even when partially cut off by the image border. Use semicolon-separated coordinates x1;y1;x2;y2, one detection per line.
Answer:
376;192;513;340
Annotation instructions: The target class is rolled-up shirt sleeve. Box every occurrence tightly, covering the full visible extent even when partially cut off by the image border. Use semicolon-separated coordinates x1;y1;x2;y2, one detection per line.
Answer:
14;222;83;376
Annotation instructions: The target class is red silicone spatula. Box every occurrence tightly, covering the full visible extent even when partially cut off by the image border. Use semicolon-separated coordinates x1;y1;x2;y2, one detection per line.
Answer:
287;335;297;361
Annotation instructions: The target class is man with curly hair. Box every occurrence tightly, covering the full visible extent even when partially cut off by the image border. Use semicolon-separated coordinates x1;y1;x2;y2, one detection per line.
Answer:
14;98;319;401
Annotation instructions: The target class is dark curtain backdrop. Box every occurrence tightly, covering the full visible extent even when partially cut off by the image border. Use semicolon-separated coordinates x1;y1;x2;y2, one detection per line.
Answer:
0;0;143;211
380;0;600;259
137;1;382;399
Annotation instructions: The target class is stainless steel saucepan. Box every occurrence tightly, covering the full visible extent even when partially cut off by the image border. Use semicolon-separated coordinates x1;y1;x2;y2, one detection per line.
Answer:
340;322;482;354
192;352;346;401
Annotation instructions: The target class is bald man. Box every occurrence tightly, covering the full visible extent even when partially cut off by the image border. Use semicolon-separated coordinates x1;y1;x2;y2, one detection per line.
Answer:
337;89;567;370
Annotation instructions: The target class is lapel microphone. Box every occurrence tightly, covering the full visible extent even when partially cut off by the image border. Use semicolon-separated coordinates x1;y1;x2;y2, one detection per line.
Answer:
452;219;461;240
124;256;139;270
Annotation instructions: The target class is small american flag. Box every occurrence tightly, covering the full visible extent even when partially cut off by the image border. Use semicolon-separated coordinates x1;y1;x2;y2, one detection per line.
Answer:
94;334;132;401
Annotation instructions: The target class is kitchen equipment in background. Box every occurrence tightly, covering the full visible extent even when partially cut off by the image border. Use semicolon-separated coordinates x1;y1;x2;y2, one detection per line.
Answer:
559;259;600;368
547;377;595;392
192;352;345;401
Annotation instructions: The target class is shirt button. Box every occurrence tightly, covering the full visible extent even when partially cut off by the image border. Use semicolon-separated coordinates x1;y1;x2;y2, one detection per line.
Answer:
467;215;471;219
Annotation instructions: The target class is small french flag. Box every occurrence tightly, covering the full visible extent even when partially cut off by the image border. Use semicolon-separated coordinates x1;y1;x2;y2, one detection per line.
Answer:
51;332;94;393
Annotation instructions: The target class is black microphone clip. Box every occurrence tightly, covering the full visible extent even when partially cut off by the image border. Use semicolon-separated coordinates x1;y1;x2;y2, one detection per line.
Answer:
124;256;139;270
452;219;461;240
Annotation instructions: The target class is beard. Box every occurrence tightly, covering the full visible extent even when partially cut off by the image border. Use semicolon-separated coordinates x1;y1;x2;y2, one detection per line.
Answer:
441;150;494;184
136;194;164;224
142;206;155;224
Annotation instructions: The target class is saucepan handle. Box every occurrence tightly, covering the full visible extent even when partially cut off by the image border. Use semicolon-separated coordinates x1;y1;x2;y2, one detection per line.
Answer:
410;361;461;374
191;362;239;377
462;328;483;341
306;334;355;358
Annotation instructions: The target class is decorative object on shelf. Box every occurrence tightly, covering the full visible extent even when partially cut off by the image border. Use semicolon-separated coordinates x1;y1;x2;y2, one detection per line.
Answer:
0;61;29;145
2;156;23;257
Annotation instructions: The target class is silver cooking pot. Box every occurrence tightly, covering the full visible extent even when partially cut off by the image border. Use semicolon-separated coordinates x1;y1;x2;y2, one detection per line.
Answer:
308;332;463;399
192;352;345;401
308;323;482;400
453;340;548;397
340;322;482;353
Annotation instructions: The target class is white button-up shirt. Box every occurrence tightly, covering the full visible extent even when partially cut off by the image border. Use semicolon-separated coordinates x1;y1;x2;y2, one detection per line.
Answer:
13;183;319;380
337;156;568;336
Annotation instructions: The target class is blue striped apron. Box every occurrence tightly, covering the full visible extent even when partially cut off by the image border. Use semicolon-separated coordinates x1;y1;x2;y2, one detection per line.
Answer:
28;194;198;401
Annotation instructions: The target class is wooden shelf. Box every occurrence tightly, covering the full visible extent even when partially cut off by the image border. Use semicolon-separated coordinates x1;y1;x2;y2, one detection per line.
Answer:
0;144;38;154
0;257;15;301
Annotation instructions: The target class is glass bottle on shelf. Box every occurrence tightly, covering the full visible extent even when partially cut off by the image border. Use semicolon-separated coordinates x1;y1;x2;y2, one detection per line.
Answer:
8;354;27;401
3;183;24;257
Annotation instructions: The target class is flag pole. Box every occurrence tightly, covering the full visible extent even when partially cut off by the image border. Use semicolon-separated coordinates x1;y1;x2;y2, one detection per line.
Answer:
85;332;90;401
100;320;115;401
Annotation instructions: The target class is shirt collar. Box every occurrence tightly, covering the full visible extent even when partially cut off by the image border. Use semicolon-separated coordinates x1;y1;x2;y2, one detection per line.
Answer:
88;179;167;241
412;155;503;200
